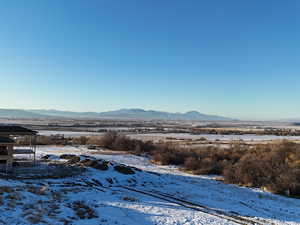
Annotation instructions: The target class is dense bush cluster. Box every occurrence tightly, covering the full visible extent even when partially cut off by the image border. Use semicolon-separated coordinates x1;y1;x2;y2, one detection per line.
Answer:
224;141;300;196
98;132;300;197
191;128;300;136
99;131;156;155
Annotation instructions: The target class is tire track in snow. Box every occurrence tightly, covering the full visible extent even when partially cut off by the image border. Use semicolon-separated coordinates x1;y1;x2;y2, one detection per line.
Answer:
119;185;266;225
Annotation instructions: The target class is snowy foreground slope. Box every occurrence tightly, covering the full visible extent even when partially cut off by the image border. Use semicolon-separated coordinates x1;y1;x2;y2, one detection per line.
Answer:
0;146;299;225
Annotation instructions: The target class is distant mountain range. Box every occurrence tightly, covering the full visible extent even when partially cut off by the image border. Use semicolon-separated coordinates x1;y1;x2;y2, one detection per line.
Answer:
0;109;49;119
0;108;234;121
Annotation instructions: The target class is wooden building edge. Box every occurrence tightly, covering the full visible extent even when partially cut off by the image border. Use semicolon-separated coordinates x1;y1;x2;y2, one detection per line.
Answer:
0;126;38;171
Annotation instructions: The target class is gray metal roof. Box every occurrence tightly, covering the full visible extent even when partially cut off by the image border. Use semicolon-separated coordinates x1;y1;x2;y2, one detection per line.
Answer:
0;136;14;143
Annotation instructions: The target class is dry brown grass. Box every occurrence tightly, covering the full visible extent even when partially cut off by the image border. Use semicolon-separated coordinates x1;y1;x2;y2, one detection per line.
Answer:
0;186;14;194
70;201;98;219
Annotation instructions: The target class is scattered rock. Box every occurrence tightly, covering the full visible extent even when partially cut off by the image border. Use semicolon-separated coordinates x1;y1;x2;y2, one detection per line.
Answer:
60;154;77;160
59;154;81;164
67;156;81;164
42;155;51;160
114;165;135;175
80;159;98;168
41;154;59;161
94;162;109;171
78;159;109;171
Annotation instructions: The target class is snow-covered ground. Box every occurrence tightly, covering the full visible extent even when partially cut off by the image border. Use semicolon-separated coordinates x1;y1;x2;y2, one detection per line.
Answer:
130;133;300;142
0;145;299;225
38;130;101;137
38;130;300;142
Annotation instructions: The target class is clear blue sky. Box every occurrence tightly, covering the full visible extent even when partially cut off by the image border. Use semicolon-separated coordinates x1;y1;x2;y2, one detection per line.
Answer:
0;0;299;120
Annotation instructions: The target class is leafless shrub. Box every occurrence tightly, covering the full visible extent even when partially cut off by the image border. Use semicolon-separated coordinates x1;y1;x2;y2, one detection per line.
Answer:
72;136;88;145
184;156;201;171
86;136;103;145
224;141;300;196
99;131;155;154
